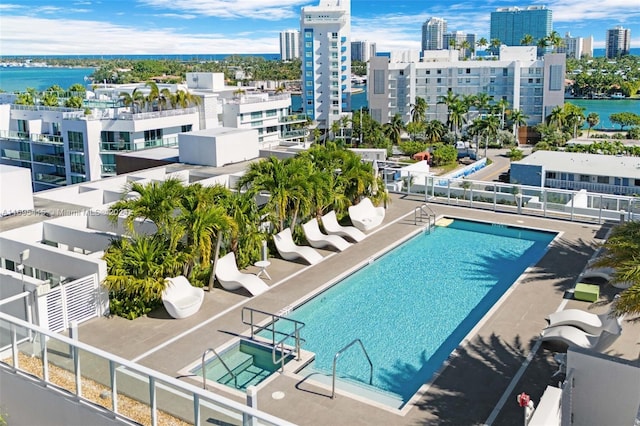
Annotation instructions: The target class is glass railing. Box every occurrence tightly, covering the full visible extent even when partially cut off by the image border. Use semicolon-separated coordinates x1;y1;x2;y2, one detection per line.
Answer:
1;149;31;161
281;129;309;139
35;173;66;185
31;133;64;145
0;130;30;141
34;154;65;166
278;114;309;123
0;312;295;426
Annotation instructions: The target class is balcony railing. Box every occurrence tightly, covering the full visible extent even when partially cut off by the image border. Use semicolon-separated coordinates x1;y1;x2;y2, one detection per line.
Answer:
545;179;640;196
281;129;309;139
1;149;31;161
35;173;66;185
31;133;64;145
34;154;65;166
0;130;29;141
278;114;309;123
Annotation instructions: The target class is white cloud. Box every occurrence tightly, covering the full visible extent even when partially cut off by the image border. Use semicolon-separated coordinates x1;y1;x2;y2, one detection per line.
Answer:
139;0;310;20
0;15;279;54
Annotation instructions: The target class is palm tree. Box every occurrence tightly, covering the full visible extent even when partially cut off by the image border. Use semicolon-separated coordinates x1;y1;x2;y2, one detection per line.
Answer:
459;40;471;58
476;37;488;51
383;113;405;145
520;34;535;46
447;100;468;141
145;81;160;111
423;120;447;144
592;221;640;318
490;38;502;52
474;93;494;120
477;114;501;159
438;90;460;130
546;31;563;53
448;38;458;51
548;105;565;129
410;96;428;123
507;109;529;142
119;89;145;114
494;98;510;130
537;37;549;54
586;112;600;137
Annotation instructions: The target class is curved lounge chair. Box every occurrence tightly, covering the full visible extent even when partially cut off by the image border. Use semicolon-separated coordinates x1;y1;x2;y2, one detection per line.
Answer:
162;276;204;319
215;252;269;296
302;218;352;252
348;198;385;232
579;266;632;289
546;308;624;335
540;318;623;352
321;210;366;242
274;228;323;265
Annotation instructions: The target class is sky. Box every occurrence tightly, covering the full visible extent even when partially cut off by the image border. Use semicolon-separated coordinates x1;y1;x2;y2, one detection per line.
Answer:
0;0;638;56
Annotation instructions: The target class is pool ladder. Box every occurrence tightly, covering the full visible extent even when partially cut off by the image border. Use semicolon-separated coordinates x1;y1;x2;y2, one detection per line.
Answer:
414;203;436;232
201;348;238;390
331;338;373;399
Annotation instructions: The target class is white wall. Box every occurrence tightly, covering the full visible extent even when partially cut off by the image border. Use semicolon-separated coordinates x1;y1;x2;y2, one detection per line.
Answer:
179;128;259;167
0;165;34;215
567;348;640;426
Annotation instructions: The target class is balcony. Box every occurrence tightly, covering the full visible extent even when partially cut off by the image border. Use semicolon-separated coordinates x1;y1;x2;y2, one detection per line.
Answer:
31;133;64;145
341;46;347;53
281;129;309;140
1;149;31;161
341;36;347;43
278;114;309;124
341;56;347;62
34;154;65;166
101;164;116;175
0;130;29;141
35;173;66;185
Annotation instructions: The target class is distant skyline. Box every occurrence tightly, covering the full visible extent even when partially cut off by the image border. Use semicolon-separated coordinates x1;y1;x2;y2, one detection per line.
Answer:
0;0;638;56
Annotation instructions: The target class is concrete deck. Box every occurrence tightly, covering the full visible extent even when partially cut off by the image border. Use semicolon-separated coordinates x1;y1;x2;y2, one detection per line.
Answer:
74;194;640;426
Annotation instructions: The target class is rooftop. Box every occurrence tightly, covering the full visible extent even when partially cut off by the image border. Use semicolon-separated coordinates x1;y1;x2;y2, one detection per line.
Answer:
515;150;640;178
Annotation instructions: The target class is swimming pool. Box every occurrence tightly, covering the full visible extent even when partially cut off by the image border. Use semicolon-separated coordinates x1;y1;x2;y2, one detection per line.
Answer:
273;219;556;407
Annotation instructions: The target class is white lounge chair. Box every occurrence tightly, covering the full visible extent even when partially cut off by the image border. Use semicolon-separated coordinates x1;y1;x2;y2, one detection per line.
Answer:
348;197;385;232
302;218;352;252
546;306;624;335
162;276;204;319
274;228;323;265
215;252;269;296
540;318;623;352
321;210;366;242
580;266;632;289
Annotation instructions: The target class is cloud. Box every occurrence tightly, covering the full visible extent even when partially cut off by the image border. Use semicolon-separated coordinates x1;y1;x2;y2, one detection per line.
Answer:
0;15;279;54
139;0;310;20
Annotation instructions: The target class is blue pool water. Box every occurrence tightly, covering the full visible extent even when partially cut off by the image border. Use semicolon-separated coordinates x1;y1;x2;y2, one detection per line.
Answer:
275;219;555;406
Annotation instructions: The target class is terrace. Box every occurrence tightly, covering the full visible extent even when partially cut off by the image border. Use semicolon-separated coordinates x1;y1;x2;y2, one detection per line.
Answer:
2;193;638;425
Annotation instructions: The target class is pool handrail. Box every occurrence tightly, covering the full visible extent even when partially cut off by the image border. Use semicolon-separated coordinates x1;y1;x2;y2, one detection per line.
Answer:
201;347;238;390
331;338;373;399
241;306;305;367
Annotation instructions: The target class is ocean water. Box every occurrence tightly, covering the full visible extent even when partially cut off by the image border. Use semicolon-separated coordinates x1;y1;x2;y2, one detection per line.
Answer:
568;99;640;130
0;67;94;92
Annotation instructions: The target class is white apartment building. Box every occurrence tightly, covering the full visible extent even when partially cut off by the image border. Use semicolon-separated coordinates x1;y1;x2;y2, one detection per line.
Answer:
1;73;307;191
561;32;591;59
422;17;447;51
442;31;476;59
367;46;565;127
300;0;352;130
280;30;301;61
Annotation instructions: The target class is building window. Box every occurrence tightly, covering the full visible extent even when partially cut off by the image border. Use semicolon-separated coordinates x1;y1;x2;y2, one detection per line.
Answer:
437;78;442;84
305;31;312;39
144;129;163;147
458;69;463;75
305;51;312;58
373;70;386;95
181;125;192;132
306;71;313;77
306;61;312;67
305;41;312;48
597;176;609;184
71;175;86;184
68;131;84;152
266;109;277;117
466;68;471;74
546;172;557;179
549;65;563;91
437;69;442;75
101;131;131;151
579;175;590;182
69;153;85;174
502;69;508;76
251;111;262;119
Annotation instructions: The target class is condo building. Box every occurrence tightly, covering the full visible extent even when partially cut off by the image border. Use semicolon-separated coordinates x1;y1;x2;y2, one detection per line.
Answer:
443;31;476;59
279;30;301;61
605;26;631;58
351;40;376;62
490;6;552;50
367;46;565;128
300;0;351;130
0;73;307;191
422;17;447;51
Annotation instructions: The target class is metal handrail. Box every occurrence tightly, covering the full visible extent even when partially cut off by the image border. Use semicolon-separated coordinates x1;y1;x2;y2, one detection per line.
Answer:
201;348;238;390
414;204;436;231
331;338;373;399
242;307;305;365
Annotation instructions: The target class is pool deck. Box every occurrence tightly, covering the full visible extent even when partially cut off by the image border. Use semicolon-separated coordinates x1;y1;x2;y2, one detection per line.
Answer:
74;194;640;425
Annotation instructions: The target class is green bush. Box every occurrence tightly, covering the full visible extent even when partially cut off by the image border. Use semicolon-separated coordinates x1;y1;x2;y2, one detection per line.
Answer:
431;144;457;166
398;140;428;157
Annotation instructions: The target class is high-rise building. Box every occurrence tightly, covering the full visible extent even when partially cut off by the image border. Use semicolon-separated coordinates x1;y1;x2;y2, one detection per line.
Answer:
443;31;476;58
561;32;583;59
582;35;594;57
351;40;376;62
490;6;552;48
605;26;631;58
279;30;300;61
422;17;447;51
300;0;351;130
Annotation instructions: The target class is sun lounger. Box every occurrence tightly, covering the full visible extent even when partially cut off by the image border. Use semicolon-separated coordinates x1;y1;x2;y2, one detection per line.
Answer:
274;228;324;265
348;197;385;232
579;266;632;289
321;210;366;242
162;276;204;319
546;307;624;335
215;252;269;296
302;218;352;251
540;317;623;352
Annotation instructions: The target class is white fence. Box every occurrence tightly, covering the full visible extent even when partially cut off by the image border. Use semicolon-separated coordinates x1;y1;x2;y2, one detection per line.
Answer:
45;274;107;333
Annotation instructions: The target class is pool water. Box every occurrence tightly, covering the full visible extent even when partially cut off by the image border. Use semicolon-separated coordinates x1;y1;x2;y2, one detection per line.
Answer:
191;340;293;391
274;219;555;406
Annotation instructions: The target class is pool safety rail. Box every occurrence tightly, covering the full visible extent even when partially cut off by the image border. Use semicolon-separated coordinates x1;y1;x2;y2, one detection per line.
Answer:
201;347;237;390
414;204;436;232
241;307;305;370
332;338;373;399
0;312;295;426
